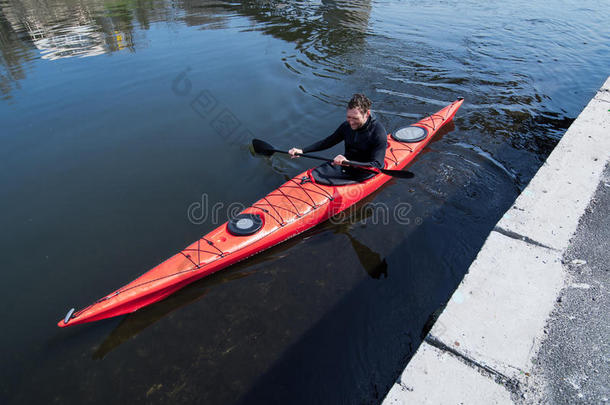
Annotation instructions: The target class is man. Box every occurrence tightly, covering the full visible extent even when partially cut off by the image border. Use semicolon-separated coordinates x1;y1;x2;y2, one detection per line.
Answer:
288;94;387;177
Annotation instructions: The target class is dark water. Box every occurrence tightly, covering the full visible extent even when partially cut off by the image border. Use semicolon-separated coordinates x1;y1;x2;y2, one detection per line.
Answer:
1;0;609;403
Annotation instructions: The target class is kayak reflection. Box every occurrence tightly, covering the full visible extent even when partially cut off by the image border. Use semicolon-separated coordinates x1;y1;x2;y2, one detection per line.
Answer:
92;267;255;360
327;190;389;279
344;233;388;279
92;223;334;359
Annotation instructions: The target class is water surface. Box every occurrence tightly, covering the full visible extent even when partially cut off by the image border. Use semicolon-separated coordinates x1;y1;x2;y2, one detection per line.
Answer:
1;0;609;403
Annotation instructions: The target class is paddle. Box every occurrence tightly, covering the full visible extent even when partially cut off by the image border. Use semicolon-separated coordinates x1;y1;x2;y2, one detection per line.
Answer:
251;139;414;179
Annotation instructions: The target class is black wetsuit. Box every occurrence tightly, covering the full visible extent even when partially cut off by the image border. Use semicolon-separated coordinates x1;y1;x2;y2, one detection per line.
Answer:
303;114;387;169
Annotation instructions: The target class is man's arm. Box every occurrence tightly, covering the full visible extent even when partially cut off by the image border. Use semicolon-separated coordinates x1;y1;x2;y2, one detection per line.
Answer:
368;126;388;168
302;124;345;153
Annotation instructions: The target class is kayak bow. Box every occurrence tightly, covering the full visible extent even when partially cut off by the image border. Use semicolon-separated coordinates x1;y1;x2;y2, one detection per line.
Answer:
59;98;463;327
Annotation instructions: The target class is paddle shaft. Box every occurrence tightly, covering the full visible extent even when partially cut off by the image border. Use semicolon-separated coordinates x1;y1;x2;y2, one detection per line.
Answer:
269;147;379;172
251;139;413;178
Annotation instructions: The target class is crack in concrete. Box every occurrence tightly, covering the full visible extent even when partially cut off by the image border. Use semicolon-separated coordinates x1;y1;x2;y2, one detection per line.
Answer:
493;226;558;251
396;378;413;392
425;335;523;400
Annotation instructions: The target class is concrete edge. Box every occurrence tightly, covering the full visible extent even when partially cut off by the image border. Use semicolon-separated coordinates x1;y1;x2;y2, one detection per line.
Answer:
383;76;610;404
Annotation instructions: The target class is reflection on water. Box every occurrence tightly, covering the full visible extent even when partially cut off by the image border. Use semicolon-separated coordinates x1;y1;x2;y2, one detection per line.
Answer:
1;0;138;62
342;231;388;279
93;265;256;360
0;0;375;99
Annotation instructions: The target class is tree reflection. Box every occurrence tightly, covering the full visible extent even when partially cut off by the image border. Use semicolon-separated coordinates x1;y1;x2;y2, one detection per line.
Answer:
0;0;373;98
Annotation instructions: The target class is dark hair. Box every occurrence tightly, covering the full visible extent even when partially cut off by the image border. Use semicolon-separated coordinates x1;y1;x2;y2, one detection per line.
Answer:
348;93;371;114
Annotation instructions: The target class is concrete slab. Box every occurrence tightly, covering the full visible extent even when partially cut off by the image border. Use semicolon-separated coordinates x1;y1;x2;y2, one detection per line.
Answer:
428;231;565;380
383;342;513;405
496;77;610;251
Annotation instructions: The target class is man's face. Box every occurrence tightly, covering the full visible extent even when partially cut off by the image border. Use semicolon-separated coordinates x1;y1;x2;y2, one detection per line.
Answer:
346;108;370;130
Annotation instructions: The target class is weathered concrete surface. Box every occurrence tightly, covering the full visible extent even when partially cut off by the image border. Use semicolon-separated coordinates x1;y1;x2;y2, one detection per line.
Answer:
382;77;610;404
384;342;513;405
427;232;564;380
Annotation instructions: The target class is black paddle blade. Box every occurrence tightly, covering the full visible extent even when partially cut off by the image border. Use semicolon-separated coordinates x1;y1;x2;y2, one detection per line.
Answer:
379;168;415;179
252;139;276;156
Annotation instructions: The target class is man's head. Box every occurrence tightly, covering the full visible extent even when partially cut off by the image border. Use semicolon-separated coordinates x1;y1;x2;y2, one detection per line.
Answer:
347;93;372;130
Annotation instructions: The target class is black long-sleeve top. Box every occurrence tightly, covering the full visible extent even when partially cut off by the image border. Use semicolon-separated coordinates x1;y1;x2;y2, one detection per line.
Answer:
303;114;387;168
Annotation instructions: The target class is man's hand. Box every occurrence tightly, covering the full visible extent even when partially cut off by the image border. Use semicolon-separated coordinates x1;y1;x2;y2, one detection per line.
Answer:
333;154;347;165
288;148;303;158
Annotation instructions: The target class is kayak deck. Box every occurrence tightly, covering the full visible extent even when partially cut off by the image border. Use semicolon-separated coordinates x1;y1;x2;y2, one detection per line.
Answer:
59;98;463;327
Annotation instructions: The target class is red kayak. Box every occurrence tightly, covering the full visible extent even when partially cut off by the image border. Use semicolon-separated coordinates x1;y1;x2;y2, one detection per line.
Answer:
59;98;463;327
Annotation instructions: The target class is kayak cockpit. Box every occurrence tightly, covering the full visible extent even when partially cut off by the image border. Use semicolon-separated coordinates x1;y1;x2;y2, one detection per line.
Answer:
309;162;378;186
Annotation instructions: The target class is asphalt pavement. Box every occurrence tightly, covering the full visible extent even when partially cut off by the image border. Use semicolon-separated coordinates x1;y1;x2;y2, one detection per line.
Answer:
530;162;609;404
